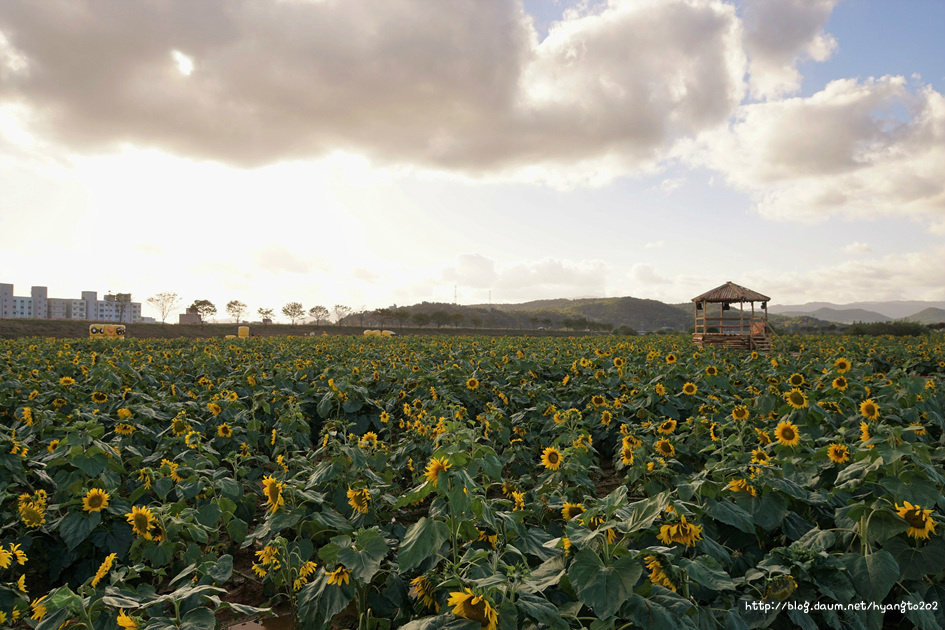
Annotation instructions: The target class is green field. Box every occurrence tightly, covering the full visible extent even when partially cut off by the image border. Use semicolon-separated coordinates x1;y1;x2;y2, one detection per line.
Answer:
1;333;943;629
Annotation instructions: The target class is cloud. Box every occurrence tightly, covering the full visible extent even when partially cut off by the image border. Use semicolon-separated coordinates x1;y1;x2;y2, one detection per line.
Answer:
843;242;872;254
741;0;839;99
443;254;608;301
629;263;668;285
682;76;945;230
644;240;665;249
767;248;945;303
0;0;745;181
251;243;329;275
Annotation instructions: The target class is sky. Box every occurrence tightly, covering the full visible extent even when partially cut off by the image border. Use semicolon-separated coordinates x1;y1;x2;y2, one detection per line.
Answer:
1;0;943;322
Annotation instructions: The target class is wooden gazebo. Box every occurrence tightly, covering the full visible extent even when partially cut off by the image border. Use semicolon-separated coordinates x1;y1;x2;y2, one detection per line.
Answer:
691;281;772;351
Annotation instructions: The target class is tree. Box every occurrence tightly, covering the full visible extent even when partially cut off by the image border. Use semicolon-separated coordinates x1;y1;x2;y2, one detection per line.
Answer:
189;300;216;323
282;302;305;325
226;300;247;324
333;304;352;324
449;312;465;327
469;315;482;328
308;305;329;325
258;307;274;323
392;308;411;327
430;310;451;328
373;308;392;326
411;312;431;327
147;292;181;324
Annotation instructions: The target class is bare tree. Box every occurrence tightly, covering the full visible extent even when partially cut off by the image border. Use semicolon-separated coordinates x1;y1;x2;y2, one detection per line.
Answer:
226;300;248;324
333;304;352;324
147;292;181;324
308;305;329;325
283;302;305;325
258;307;274;323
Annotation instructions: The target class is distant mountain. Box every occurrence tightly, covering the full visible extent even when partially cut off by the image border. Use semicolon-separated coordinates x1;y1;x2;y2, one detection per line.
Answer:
778;307;891;325
480;296;690;331
770;300;945;319
905;307;945;325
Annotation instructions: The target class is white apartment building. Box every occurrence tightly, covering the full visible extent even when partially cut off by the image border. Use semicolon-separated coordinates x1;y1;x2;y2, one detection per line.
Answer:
0;284;143;322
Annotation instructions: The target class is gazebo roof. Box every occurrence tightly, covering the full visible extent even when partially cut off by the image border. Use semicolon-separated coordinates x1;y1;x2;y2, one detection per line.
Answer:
692;281;770;304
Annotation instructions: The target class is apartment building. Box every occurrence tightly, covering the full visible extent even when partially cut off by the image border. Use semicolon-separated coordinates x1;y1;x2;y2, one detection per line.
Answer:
0;284;143;322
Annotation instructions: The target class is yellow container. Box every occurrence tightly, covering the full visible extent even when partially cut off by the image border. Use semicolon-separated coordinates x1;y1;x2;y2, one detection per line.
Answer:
238;326;249;338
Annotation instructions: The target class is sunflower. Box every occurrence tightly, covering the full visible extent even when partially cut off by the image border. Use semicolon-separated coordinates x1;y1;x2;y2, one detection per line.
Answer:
895;501;937;540
91;391;108;404
91;552;117;587
657;515;703;547
750;448;770;465
125;506;155;539
645;555;676;592
708;423;720;442
731;405;749;421
859;399;880;420
657;419;677;435
466;377;479;391
425;457;452;486
359;431;379;449
726;478;757;496
787;373;805;387
705;365;719;376
115;423;136;436
613;357;625;368
681;382;697;395
832;376;848;391
561;502;585;521
117;609;138;630
347;488;370;514
207;402;222;416
170;414;191;436
83;488;110;513
261;475;285;513
665;354;677;364
827;443;849;464
654;439;675;458
217;423;233;438
834;357;851;373
783;388;807;409
600;410;613;426
620;445;634;465
654;383;666;397
19;498;46;529
447;588;498;630
59;376;76;386
541;447;563;470
326;566;351;586
774;421;800;446
511;491;526;511
410;576;438;610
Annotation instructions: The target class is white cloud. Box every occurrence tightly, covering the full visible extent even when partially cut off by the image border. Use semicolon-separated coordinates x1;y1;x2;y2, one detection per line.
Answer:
682;76;945;230
629;262;668;285
644;240;665;249
741;0;840;99
656;178;685;193
843;242;871;254
443;254;608;302
743;247;945;303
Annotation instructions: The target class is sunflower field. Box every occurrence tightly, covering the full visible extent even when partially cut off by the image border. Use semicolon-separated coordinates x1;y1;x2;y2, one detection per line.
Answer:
1;333;943;630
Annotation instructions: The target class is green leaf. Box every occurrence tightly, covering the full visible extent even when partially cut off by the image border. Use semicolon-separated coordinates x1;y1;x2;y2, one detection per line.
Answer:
59;511;101;550
73;452;108;477
180;607;217;630
681;556;735;591
516;592;569;630
524;555;567;592
617;490;670;534
567;547;641;619
749;493;788;532
336;528;389;583
297;573;355;630
226;517;248;544
704;498;755;534
844;550;899;603
209;554;233;584
883;537;943;580
398;517;450;572
195;503;221;528
864;508;910;545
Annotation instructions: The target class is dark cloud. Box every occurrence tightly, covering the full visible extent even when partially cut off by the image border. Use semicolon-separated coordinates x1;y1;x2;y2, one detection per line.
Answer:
0;0;744;175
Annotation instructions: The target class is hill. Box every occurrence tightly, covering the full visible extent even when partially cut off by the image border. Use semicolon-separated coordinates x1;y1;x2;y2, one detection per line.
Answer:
474;296;690;332
779;307;891;325
904;307;945;325
770;300;945;319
